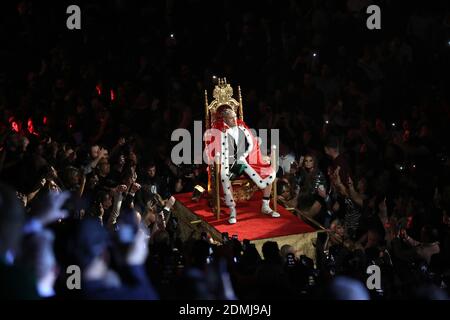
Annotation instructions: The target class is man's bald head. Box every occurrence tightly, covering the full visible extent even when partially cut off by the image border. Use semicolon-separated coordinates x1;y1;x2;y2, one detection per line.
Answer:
221;108;237;127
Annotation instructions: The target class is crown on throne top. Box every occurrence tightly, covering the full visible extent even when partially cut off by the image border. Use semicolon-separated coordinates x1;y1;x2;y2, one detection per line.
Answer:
204;77;244;128
213;78;234;105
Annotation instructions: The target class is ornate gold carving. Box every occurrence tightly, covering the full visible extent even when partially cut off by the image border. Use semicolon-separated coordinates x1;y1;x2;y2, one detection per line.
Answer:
213;78;233;105
206;77;241;122
231;180;258;202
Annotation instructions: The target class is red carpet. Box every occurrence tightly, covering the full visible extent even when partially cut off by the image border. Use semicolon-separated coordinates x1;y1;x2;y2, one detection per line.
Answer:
174;192;315;241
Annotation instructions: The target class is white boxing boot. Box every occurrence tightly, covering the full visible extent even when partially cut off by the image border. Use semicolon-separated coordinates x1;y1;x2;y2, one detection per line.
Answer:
261;199;280;218
228;206;237;224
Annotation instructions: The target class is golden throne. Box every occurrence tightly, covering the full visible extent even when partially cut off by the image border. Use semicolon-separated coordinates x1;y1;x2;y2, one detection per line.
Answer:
204;78;278;218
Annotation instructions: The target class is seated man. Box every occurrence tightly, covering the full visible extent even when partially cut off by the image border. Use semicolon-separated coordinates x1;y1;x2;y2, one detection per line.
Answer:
206;107;280;224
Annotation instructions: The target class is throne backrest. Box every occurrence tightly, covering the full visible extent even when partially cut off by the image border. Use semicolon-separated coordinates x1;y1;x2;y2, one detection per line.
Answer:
204;78;244;129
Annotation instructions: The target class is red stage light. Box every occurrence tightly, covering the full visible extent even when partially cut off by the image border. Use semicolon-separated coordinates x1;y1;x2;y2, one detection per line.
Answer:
96;85;102;96
110;89;115;101
43;116;48;125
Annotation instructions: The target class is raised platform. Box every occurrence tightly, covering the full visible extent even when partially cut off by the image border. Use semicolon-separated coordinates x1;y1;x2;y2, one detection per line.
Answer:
172;192;318;260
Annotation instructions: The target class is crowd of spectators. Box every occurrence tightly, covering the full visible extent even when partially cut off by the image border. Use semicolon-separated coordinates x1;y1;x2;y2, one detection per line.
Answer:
1;0;450;299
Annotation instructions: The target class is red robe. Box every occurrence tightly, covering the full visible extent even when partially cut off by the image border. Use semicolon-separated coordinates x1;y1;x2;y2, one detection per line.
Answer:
204;119;275;187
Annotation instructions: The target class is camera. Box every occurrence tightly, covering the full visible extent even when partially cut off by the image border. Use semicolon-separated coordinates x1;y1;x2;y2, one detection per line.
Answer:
286;253;296;267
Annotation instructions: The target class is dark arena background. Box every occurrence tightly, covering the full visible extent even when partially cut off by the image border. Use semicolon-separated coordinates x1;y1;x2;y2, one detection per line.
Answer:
1;0;450;306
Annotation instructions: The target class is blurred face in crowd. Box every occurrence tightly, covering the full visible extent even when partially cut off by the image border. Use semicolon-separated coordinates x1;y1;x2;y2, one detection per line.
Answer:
366;230;381;248
303;156;315;171
123;169;137;186
128;151;138;166
87;174;99;190
91;145;100;159
66;148;77;163
331;221;345;237
68;169;80;186
147;166;156;178
101;193;113;210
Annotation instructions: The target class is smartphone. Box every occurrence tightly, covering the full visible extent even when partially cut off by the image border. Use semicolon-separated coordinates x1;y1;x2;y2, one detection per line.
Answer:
286;253;296;267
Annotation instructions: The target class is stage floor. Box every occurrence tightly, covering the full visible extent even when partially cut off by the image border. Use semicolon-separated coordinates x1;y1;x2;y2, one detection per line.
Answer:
174;191;316;241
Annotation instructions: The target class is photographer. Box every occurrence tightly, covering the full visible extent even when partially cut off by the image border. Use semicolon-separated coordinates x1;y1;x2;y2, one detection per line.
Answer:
107;167;141;230
81;145;109;176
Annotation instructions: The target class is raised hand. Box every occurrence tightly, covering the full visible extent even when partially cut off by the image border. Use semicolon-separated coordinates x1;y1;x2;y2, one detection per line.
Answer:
98;202;105;218
166;196;176;209
126;228;149;266
130;182;141;193
37;191;70;225
116;184;128;193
